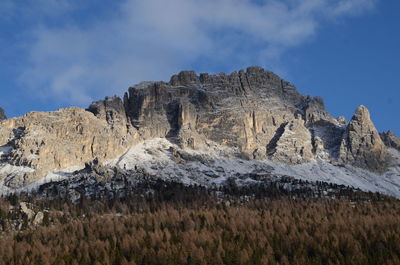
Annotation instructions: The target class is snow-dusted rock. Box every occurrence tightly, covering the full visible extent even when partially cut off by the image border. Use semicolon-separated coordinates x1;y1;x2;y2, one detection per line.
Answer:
268;118;314;164
381;130;400;151
0;66;397;197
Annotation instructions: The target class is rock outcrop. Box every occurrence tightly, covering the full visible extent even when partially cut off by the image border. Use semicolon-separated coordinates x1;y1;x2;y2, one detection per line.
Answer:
339;106;389;172
267;118;314;164
0;107;6;121
19;202;35;220
301;96;337;125
0;66;395;189
381;131;400;151
18;202;44;226
0;107;135;187
122;66;334;160
32;211;44;226
87;96;129;132
120;69;392;173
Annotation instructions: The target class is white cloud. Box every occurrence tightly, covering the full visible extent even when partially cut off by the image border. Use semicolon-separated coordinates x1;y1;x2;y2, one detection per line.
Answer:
332;0;376;16
17;0;377;105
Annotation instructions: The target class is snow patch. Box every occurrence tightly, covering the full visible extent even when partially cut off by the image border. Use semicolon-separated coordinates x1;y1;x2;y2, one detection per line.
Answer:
0;164;35;176
1;138;400;199
16;165;83;194
115;138;400;198
0;164;83;195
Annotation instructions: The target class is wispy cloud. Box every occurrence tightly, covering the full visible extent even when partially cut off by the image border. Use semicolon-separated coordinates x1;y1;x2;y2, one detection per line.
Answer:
332;0;376;15
15;0;376;105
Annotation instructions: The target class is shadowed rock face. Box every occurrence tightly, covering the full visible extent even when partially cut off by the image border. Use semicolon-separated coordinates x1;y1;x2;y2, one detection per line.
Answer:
0;108;6;121
104;66;390;172
87;96;129;133
122;66;333;162
381;131;400;151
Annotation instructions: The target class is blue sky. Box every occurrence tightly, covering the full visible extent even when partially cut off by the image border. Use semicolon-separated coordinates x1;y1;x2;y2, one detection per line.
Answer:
0;0;399;134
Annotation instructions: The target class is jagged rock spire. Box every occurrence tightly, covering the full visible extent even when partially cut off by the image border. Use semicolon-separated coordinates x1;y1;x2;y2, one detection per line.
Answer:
0;67;396;190
339;105;389;172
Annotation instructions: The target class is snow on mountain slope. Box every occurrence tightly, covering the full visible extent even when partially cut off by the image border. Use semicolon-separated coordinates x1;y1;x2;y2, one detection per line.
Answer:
113;138;400;198
1;138;399;198
0;165;83;195
272;149;400;197
111;138;267;187
1;67;397;199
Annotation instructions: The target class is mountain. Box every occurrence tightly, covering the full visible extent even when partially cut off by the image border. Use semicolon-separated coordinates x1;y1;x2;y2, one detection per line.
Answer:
0;66;399;197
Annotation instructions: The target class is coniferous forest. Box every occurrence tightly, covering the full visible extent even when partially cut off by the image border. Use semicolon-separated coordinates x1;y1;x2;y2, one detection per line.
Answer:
0;181;400;265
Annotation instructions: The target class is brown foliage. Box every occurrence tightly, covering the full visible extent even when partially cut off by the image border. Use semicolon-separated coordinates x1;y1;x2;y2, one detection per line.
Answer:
0;194;399;265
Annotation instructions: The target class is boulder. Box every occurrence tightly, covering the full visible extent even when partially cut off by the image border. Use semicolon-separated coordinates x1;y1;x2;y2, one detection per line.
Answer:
32;211;44;225
19;202;34;220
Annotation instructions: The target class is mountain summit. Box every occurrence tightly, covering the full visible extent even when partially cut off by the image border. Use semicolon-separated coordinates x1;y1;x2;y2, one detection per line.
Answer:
0;67;399;196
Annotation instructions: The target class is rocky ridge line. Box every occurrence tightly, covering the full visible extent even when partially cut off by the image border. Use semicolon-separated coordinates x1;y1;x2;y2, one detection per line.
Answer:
0;66;396;189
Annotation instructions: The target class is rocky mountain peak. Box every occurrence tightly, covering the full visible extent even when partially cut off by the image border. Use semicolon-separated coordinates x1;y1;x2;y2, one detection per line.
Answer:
339;105;389;172
121;66;326;155
349;105;378;136
170;70;199;86
353;105;370;122
0;67;397;191
166;66;302;103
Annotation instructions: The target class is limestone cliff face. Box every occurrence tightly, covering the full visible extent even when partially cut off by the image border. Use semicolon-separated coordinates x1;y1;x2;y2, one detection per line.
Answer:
267;118;314;164
87;96;130;134
0;108;135;187
90;67;391;171
339;106;389;172
0;66;394;188
122;66;329;161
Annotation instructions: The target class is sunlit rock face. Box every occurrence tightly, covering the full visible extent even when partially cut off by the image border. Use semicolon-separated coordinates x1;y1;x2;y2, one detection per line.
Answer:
0;66;394;188
339;106;389;173
0;107;135;187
